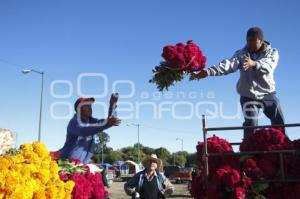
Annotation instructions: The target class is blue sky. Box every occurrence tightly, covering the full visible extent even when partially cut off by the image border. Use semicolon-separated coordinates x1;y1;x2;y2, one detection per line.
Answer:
0;0;300;153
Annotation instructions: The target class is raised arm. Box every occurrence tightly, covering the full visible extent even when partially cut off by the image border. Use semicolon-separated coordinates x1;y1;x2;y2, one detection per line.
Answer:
68;117;120;137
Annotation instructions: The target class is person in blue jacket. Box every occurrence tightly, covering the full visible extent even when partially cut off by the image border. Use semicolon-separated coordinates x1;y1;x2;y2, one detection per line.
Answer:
59;96;120;164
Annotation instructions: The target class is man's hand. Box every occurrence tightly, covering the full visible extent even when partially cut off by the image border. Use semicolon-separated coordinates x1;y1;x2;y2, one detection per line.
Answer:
107;116;121;127
190;70;208;80
243;57;257;71
110;94;118;105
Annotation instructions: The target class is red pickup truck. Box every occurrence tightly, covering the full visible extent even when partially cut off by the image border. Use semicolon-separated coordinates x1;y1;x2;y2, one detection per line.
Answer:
174;167;193;183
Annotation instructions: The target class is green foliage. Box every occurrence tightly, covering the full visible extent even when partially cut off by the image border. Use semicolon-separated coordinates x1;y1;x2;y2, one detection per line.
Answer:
58;160;86;175
149;62;185;92
92;138;197;168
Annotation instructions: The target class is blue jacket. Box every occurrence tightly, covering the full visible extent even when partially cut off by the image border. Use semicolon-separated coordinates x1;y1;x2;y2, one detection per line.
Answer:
60;107;112;164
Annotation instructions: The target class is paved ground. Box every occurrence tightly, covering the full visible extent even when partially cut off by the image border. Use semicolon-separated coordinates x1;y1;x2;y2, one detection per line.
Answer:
107;181;192;199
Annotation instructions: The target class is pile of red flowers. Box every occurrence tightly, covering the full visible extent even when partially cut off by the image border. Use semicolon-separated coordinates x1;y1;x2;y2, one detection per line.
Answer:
58;159;108;199
61;169;107;199
240;128;293;152
192;136;247;199
196;135;237;174
240;128;294;179
191;128;300;199
149;40;206;91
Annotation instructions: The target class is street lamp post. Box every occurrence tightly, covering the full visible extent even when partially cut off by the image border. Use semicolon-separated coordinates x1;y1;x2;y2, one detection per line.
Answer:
22;69;44;142
127;123;141;163
175;138;184;166
176;138;184;151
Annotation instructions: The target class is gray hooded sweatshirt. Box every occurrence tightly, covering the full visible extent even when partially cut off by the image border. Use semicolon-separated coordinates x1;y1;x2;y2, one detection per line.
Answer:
206;41;279;100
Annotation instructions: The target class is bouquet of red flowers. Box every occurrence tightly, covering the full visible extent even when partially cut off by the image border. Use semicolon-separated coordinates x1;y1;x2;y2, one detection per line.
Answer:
58;159;108;199
149;40;206;91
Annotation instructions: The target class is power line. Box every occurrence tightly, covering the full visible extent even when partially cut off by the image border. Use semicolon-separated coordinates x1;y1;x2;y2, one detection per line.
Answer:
0;58;25;70
125;123;198;134
0;58;57;81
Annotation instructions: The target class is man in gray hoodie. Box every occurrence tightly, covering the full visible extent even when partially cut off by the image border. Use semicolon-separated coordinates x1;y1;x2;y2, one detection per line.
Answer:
191;27;285;138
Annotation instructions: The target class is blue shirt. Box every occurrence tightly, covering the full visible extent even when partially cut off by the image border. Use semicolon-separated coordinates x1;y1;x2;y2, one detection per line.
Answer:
60;107;112;164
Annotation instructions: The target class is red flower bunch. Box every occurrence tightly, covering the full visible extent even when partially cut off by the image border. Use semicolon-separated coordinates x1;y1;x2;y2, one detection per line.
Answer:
240;128;294;179
211;166;251;199
196;135;237;174
213;166;241;187
191;136;248;199
240;128;293;152
162;40;206;71
190;165;251;199
68;172;107;199
241;158;263;180
58;160;108;199
150;40;206;91
50;151;60;161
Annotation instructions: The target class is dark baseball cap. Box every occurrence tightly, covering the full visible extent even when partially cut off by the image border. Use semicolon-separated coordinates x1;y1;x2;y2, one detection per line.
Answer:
74;97;95;112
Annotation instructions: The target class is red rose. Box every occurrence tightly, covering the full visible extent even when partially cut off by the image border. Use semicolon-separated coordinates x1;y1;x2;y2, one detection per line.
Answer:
70;158;81;165
224;169;241;186
233;187;245;199
173;53;186;68
212;166;241;187
176;43;186;53
59;171;69;181
241;159;263;179
162;46;178;66
241;177;252;188
49;151;60;160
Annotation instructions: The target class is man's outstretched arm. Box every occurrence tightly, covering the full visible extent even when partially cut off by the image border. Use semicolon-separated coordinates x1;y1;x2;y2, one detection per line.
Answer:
191;51;241;80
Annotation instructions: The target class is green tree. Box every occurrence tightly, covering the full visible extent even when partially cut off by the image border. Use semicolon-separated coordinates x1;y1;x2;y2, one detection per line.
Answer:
105;151;123;164
169;151;189;167
186;153;198;167
142;146;155;155
94;131;110;154
155;147;171;165
172;152;187;167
